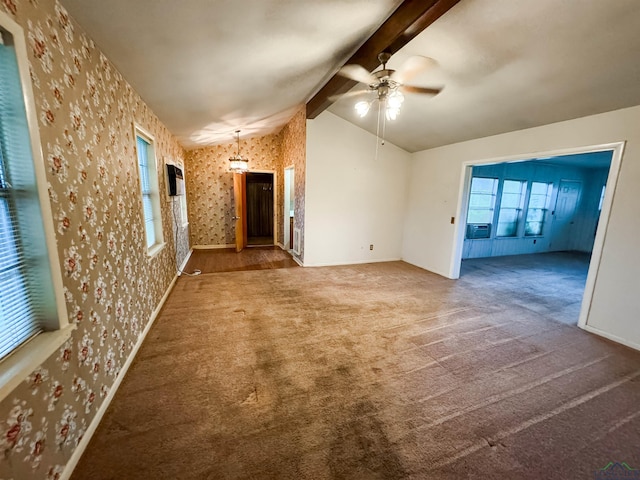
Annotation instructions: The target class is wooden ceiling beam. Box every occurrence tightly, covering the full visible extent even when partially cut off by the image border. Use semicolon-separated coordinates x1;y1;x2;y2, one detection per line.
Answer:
306;0;460;119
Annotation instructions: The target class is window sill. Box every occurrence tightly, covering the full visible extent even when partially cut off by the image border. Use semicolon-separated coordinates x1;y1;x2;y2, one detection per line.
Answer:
147;242;166;258
0;324;76;403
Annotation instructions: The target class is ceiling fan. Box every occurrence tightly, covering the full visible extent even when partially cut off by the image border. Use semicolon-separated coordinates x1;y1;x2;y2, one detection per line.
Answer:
335;51;442;121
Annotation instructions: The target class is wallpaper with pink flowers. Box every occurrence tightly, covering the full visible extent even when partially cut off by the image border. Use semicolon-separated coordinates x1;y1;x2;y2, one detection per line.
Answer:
185;132;284;247
0;1;188;478
185;107;306;261
281;107;306;261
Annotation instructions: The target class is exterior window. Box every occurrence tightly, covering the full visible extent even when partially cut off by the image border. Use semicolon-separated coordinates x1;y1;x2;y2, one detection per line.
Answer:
598;185;606;211
496;180;526;237
135;128;164;252
180;191;188;226
0;149;35;359
0;15;68;375
525;182;553;236
467;177;498;224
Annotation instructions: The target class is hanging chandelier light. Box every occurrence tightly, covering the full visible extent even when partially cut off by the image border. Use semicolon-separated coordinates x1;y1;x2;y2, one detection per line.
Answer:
228;130;249;173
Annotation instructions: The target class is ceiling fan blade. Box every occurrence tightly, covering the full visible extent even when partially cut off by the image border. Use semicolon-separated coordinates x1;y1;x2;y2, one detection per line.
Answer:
338;64;377;85
391;55;437;84
400;85;442;96
328;89;371;102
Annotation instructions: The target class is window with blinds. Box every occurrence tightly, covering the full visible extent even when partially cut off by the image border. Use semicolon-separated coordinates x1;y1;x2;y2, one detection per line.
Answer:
525;182;553;236
466;177;498;224
0;151;40;359
0;26;61;362
135;129;163;252
496;180;526;237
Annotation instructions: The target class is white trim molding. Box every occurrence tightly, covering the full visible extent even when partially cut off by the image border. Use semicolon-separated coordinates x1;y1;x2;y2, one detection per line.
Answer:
582;324;640;353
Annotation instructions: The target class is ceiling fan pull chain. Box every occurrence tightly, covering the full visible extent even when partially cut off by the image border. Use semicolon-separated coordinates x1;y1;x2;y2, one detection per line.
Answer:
381;99;387;146
375;101;382;160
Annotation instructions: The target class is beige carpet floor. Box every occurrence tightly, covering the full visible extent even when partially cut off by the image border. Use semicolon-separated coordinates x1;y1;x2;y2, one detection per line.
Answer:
72;255;640;479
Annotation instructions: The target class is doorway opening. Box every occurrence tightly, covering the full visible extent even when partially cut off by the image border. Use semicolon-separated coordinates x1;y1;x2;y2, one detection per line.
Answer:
451;143;624;328
284;167;295;250
246;172;275;246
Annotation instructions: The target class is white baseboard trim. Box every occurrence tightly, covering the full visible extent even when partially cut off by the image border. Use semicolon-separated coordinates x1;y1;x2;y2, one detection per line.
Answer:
291;255;303;267
303;257;401;268
581;324;640;352
192;244;235;249
60;274;179;480
178;249;193;275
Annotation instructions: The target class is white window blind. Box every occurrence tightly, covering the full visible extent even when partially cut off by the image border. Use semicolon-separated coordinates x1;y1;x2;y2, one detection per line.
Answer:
137;135;156;248
180;193;188;226
135;130;163;252
467;177;498;224
525;182;553;236
496;180;526;237
0;33;43;360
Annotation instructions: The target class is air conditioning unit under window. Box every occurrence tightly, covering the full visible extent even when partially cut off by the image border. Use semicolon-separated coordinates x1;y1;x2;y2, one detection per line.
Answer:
466;223;491;239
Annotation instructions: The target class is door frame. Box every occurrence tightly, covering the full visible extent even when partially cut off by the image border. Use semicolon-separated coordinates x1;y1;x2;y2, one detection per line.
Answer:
283;165;294;250
245;169;277;246
450;141;625;329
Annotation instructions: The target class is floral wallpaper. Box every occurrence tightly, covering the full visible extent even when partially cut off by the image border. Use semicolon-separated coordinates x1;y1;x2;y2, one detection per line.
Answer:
281;107;306;261
0;1;188;479
185;133;283;247
184;108;306;254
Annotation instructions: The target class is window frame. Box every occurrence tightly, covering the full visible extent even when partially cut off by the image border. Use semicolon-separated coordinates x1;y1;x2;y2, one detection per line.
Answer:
0;11;72;402
179;167;188;227
134;125;165;256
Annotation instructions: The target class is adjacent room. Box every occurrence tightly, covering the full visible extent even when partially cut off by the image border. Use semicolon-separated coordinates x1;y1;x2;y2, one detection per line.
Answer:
459;150;613;325
1;1;640;479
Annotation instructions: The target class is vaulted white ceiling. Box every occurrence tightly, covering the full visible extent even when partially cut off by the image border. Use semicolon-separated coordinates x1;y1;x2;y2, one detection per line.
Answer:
59;0;402;148
60;0;640;153
330;0;640;152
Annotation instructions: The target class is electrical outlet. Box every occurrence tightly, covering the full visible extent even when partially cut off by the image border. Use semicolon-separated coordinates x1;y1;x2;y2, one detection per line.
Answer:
369;244;374;250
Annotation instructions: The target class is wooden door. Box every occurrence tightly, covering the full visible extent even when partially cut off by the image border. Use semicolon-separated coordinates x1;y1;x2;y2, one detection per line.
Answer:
233;173;247;252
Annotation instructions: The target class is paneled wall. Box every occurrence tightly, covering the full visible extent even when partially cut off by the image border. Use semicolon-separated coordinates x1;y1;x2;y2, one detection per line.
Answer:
0;1;188;478
463;160;610;259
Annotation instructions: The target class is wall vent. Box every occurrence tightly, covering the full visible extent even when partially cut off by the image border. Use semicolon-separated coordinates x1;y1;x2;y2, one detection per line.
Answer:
293;227;301;256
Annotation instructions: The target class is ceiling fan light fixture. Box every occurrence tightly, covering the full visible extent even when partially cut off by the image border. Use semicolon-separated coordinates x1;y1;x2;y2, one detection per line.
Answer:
355;100;371;118
228;130;249;174
385;90;404;120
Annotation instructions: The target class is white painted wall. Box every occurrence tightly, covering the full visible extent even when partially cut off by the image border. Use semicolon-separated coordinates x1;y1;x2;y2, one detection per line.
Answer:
403;104;640;350
305;111;410;266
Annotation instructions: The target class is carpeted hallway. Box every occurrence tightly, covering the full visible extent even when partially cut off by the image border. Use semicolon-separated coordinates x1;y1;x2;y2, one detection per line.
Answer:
72;254;640;479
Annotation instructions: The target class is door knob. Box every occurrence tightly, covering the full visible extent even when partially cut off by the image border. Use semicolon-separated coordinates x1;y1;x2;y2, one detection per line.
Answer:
232;216;240;220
